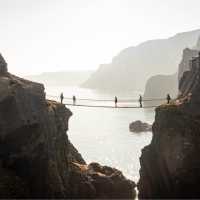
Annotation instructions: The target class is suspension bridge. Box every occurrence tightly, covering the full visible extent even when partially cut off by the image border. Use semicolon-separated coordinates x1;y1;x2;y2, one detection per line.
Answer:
46;94;169;109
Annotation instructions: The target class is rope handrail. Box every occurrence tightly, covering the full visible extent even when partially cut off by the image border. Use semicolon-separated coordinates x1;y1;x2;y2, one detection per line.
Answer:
46;94;167;102
120;98;166;102
45;94;170;109
63;103;158;109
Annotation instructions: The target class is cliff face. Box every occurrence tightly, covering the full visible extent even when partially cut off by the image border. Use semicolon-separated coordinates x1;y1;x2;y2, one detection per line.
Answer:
138;50;200;198
0;56;135;198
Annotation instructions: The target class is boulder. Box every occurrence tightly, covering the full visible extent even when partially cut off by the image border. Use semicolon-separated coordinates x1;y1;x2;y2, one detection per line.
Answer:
129;120;152;133
71;162;136;199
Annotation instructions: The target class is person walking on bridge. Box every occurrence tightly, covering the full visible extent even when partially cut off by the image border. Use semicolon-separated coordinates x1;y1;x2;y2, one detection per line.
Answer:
73;95;76;105
167;94;171;104
60;92;64;104
115;96;118;107
139;95;143;108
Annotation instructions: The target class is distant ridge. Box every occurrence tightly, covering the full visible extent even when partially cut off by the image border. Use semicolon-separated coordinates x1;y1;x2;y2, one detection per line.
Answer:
82;29;200;92
25;70;94;86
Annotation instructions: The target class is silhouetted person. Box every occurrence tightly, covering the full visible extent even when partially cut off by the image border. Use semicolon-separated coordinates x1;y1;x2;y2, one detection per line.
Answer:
73;95;76;105
139;95;143;108
167;94;171;104
60;92;64;104
115;96;118;107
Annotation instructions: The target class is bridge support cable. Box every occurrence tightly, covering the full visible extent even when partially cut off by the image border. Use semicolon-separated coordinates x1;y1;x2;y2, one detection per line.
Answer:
46;94;168;109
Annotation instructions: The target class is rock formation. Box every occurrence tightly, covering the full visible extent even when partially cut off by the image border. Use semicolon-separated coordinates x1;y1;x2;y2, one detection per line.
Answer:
138;48;200;198
129;120;152;133
0;55;136;198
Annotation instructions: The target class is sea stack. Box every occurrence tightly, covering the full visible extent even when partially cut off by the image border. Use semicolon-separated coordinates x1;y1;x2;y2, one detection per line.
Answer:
138;50;200;198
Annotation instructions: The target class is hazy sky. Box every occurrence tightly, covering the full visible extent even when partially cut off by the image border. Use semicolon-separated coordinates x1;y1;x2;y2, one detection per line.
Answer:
0;0;200;75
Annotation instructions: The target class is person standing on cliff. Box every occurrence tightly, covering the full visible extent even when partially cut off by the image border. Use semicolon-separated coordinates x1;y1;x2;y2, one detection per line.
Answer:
73;95;76;105
115;96;118;107
167;94;171;104
139;95;143;108
60;92;64;104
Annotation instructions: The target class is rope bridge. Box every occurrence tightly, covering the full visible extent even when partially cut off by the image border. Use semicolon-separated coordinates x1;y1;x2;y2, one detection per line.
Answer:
46;94;168;109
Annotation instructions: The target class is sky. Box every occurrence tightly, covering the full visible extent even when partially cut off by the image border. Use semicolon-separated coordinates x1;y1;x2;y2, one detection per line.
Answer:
0;0;200;75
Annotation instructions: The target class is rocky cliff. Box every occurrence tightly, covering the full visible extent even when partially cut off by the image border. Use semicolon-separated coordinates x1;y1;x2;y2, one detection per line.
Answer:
138;48;200;198
0;55;136;199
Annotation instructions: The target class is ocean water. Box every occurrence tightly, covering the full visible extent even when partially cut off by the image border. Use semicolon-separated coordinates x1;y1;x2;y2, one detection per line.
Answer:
45;86;155;182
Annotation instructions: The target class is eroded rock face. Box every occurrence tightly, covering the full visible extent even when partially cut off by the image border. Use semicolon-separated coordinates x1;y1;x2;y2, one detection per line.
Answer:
0;61;135;198
138;51;200;198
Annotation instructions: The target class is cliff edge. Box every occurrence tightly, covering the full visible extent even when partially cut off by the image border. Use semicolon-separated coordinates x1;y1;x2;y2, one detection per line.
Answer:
0;55;135;198
138;51;200;198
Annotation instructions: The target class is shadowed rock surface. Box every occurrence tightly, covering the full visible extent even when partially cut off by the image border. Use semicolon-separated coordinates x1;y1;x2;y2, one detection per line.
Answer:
138;50;200;198
129;120;152;133
0;56;136;198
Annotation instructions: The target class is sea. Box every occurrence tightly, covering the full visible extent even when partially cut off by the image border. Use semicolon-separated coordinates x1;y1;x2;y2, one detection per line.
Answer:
45;86;155;182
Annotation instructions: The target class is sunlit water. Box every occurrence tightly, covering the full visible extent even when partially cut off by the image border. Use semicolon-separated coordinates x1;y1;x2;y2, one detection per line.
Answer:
45;86;155;182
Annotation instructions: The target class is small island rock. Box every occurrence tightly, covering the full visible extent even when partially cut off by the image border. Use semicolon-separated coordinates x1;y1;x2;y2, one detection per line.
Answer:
129;120;152;133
